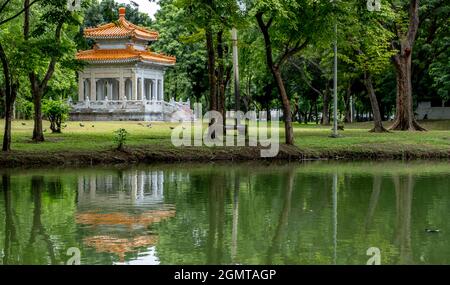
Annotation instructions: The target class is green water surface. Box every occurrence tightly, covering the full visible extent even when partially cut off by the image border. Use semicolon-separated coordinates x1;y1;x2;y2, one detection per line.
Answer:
1;161;449;265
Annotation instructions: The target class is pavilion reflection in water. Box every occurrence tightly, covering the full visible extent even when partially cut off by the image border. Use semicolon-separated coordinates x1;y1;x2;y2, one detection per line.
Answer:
74;170;178;263
77;170;166;208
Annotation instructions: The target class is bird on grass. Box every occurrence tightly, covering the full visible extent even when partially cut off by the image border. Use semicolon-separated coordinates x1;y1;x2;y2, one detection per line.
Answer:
170;126;175;130
146;124;152;128
79;123;85;127
425;229;440;233
92;125;95;128
22;122;27;126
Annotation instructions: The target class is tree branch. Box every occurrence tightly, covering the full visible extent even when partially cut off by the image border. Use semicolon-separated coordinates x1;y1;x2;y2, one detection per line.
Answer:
0;0;40;27
256;11;275;70
40;21;64;90
0;42;11;97
276;39;309;67
0;0;12;15
290;60;323;97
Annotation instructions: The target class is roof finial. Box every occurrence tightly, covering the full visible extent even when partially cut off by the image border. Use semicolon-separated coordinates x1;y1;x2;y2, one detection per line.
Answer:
119;7;126;19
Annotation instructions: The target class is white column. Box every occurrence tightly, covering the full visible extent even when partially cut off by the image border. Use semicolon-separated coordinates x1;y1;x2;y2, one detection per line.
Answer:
90;73;96;101
140;77;145;100
119;72;124;100
108;81;113;99
152;79;157;101
132;72;138;100
159;79;164;101
96;80;102;100
78;73;84;102
147;80;153;100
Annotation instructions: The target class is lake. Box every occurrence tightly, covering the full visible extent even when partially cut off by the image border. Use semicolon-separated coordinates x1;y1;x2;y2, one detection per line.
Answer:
1;161;450;265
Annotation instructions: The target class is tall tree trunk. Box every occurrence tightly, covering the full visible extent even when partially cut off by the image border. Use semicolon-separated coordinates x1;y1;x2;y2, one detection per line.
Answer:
0;43;17;152
32;87;44;142
206;25;218;140
273;68;294;145
389;0;425;131
24;0;64;142
322;90;330;125
344;82;353;123
364;72;388;133
390;55;425;131
217;30;226;129
2;89;15;151
293;97;301;123
256;12;297;145
314;99;319;124
205;20;216;112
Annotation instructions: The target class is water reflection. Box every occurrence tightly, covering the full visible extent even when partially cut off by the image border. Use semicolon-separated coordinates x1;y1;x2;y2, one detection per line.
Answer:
1;162;450;265
2;174;14;265
75;170;174;264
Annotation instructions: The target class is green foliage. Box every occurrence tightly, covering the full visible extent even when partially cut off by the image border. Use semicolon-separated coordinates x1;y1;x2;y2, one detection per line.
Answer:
1;0;449;137
113;128;129;151
153;0;209;102
42;99;70;133
83;0;153;28
15;98;34;120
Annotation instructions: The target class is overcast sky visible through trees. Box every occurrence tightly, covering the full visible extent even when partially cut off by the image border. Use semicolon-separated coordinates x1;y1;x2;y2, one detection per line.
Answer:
114;0;160;19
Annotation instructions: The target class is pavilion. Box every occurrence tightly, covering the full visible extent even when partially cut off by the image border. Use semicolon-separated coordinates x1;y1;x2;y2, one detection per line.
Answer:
71;7;193;122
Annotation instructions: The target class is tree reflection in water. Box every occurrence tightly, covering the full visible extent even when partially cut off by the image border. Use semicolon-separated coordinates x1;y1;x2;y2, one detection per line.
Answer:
2;174;16;265
1;163;450;265
394;174;414;264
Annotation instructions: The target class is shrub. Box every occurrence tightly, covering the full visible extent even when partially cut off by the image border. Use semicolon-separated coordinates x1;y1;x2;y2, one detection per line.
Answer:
114;128;128;151
42;99;70;133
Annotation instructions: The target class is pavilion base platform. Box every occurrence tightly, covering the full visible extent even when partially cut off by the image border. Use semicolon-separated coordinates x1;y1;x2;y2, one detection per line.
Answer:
69;99;194;122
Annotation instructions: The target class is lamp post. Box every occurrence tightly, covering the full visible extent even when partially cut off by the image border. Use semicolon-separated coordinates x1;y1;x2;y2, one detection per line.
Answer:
331;14;339;138
231;28;240;115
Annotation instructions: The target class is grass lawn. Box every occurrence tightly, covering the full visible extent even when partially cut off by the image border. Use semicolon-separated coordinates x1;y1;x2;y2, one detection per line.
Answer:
0;119;449;157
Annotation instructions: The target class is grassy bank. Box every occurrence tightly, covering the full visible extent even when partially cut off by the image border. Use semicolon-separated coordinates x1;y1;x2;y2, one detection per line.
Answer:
0;119;449;167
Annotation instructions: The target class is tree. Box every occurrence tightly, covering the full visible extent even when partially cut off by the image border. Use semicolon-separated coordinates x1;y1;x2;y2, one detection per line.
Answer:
253;0;333;144
388;0;426;131
0;43;17;152
23;0;82;142
0;0;40;27
152;0;208;102
0;0;30;151
412;0;450;107
42;98;70;133
83;0;153;28
340;3;396;132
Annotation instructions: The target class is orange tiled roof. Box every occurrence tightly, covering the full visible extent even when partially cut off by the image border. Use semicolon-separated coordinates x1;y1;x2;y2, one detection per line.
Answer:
76;46;176;65
84;7;159;41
